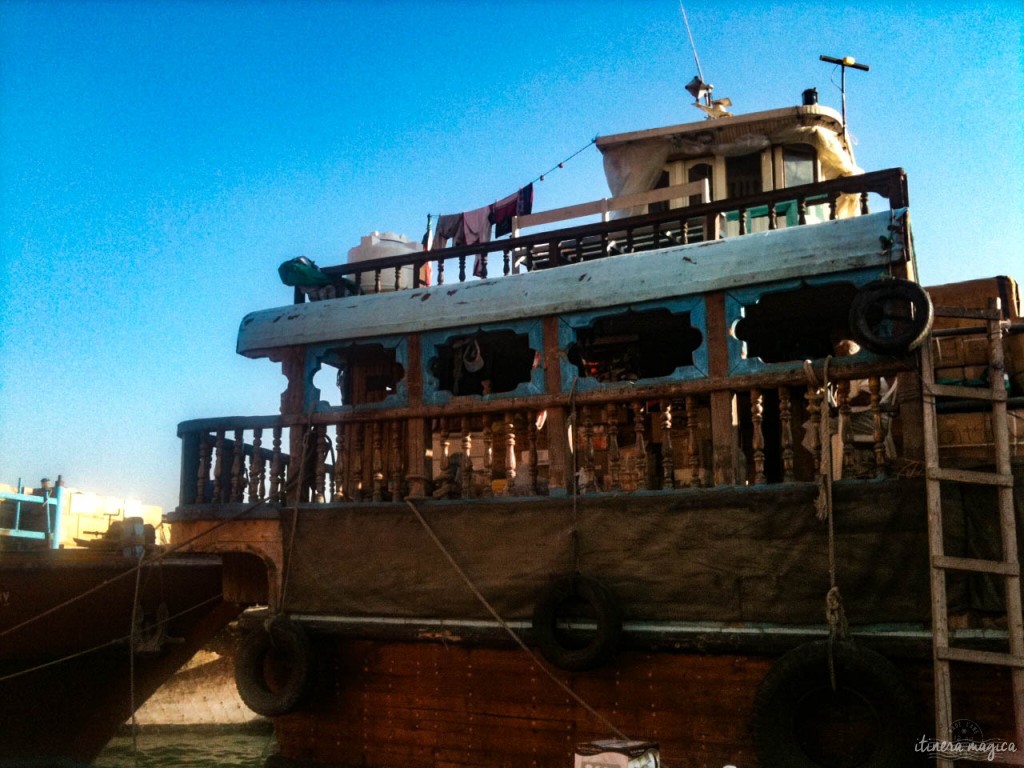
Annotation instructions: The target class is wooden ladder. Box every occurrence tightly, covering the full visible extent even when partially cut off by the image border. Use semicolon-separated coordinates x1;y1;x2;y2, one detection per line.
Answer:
921;300;1024;765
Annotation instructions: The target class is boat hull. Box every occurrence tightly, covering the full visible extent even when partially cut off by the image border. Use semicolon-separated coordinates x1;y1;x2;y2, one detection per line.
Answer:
0;549;234;763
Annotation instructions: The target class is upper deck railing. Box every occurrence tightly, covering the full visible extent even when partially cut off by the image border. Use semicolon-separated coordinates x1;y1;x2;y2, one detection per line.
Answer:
294;168;908;303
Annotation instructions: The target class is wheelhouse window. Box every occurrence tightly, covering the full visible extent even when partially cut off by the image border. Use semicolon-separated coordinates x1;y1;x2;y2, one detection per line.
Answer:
311;343;405;407
783;144;818;187
733;282;860;363
566;308;703;382
726;152;762;198
429;329;537;396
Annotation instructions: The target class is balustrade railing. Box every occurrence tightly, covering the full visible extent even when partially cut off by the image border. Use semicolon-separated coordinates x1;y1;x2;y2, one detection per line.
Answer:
297;169;908;303
178;369;901;509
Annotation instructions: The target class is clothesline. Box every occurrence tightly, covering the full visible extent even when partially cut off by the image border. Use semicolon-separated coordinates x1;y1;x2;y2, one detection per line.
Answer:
424;136;599;253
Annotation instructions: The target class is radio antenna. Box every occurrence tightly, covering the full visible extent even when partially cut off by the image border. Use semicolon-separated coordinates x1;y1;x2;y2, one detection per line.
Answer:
819;54;870;143
679;2;705;85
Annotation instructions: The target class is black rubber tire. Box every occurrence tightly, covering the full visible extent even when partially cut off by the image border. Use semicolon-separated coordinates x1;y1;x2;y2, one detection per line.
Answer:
751;640;923;768
234;619;313;717
849;278;934;355
531;575;622;671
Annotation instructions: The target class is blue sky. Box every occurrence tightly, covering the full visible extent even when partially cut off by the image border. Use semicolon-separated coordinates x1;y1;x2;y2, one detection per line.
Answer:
1;0;1021;510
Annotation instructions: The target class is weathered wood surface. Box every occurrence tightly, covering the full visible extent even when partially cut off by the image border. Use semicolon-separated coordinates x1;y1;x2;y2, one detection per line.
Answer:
238;211;906;355
271;638;1017;768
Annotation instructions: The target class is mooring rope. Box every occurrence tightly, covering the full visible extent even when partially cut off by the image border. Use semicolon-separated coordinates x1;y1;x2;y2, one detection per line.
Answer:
404;498;629;741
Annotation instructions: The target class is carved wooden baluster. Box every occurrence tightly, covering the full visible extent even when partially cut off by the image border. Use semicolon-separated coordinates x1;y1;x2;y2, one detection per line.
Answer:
250;427;265;501
370;269;380;294
478;254;488;279
440;418;451;472
738;206;747;236
504;413;517;496
859;190;870;215
798;197;808;226
458;255;467;282
751;388;766;485
632;401;647;490
606;403;621;492
391;420;403;502
481;421;494;497
836;380;854;474
805;385;823;472
314;426;327;503
393;267;402;292
661;401;675;489
212;430;225;502
779;387;795;483
270;427;283;501
196;434;211;503
828;192;839;221
685;396;701;487
581;406;597;493
502;249;511;276
436;257;445;286
232;429;247;502
334;424;346;501
461;417;473;499
371;422;384;502
353;423;365;501
870;376;886;478
767;201;778;231
527;411;539;495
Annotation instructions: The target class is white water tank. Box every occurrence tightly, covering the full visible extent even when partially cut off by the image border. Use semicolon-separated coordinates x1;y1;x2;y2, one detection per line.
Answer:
346;231;420;293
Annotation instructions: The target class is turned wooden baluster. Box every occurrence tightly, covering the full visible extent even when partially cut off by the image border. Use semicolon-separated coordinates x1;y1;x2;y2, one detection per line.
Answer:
633;401;647;490
869;376;886;478
767;201;778;231
312;426;326;503
737;206;747;236
270;427;283;502
196;434;212;503
661;400;675;489
502;249;511;276
836;380;854;474
504;413;517;496
779;387;795;483
436;257;445;286
606;403;621;492
334;424;346;501
527;411;539;495
232;429;246;502
373;269;382;294
393;267;401;292
212;430;225;502
482;421;494;497
390;420;403;501
751;388;766;485
461;417;473;499
859;190;870;215
828;192;839;221
805;384;823;472
458;255;467;282
797;197;808;226
250;427;265;501
371;422;384;502
580;406;597;493
685;396;700;487
440;419;451;472
353;423;365;501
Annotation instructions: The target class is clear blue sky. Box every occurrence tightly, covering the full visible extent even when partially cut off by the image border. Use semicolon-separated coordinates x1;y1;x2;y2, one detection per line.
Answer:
1;0;1021;511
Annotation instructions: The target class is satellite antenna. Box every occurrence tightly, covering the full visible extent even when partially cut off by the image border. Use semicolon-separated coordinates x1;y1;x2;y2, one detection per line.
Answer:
680;3;731;118
819;54;870;142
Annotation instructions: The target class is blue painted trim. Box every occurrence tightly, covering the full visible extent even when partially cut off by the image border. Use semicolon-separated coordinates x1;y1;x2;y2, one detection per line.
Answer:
304;336;409;412
725;267;892;376
558;295;708;394
421;318;545;406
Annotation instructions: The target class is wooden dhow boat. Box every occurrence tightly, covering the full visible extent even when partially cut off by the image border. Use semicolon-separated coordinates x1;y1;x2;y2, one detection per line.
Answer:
169;88;1024;767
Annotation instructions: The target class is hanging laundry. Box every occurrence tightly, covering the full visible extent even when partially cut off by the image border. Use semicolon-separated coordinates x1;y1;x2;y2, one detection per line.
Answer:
462;205;492;278
432;213;463;250
491;191;519;238
517;183;534;217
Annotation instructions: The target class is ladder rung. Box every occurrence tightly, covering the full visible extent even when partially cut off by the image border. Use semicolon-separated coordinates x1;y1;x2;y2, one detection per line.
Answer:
933;305;1002;320
926;381;1004;401
936;647;1024;668
927;466;1015;487
933;555;1021;576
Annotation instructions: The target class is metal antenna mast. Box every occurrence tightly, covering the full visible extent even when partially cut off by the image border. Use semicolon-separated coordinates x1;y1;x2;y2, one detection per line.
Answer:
680;2;705;89
820;54;870;142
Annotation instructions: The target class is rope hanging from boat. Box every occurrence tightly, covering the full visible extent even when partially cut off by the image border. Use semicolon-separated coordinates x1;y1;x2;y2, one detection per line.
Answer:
803;356;849;691
403;497;628;742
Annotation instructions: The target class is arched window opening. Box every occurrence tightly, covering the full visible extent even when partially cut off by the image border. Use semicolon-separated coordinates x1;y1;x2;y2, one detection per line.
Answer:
734;282;860;363
430;329;537;396
567;308;703;382
311;343;404;407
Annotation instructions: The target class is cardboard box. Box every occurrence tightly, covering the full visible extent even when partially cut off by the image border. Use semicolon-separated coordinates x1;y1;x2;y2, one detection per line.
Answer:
937;410;1024;462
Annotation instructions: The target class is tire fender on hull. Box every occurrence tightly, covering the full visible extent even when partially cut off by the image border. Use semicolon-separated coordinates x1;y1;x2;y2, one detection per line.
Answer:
531;575;622;671
235;617;313;717
849;278;934;355
751;639;922;768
